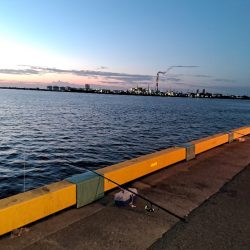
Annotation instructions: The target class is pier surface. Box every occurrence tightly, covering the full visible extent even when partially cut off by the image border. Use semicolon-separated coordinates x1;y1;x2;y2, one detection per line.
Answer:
1;136;250;250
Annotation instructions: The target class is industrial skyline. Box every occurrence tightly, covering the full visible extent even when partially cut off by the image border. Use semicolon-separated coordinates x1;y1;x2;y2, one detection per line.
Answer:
0;0;249;95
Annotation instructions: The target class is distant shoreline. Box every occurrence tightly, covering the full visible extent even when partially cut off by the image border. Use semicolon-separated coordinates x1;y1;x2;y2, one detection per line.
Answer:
0;86;249;100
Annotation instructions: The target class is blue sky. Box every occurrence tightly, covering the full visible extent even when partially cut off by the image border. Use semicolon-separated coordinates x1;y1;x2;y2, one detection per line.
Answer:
0;0;249;94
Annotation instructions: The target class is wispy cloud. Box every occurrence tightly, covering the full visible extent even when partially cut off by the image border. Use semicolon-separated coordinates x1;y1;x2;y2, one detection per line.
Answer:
0;68;40;75
193;74;212;78
0;65;155;84
213;78;236;83
166;77;182;82
107;75;154;82
99;80;125;85
96;66;108;70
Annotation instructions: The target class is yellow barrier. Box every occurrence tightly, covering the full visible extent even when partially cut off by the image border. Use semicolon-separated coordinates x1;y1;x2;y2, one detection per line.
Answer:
97;147;186;191
232;126;250;139
189;133;229;155
0;180;76;236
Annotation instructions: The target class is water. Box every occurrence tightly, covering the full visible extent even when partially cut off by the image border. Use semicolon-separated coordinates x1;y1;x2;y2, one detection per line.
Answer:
0;89;250;199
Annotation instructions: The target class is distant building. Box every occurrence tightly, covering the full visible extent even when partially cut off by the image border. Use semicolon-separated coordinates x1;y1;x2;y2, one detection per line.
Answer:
166;91;175;96
130;87;146;94
113;90;123;94
47;86;53;91
212;93;222;98
60;86;66;91
85;84;91;90
99;89;111;94
52;86;59;91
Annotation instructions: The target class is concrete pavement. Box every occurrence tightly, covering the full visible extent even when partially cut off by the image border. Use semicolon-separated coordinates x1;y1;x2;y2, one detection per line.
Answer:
149;164;250;250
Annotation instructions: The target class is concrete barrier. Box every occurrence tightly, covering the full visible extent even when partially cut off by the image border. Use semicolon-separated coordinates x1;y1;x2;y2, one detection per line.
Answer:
96;147;186;191
231;126;250;139
189;133;229;155
0;180;76;236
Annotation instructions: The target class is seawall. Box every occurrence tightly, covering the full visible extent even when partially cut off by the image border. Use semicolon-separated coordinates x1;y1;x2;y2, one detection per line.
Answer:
0;126;249;236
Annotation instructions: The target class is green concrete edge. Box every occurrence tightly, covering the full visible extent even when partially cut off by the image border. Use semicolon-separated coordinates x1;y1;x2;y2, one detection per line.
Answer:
182;143;196;161
66;172;104;208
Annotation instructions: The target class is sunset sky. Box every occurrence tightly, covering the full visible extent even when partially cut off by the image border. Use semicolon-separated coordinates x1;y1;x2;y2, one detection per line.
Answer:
0;0;249;94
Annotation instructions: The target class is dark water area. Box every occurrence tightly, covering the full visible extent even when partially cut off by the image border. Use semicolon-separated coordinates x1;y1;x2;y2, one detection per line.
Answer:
0;89;250;199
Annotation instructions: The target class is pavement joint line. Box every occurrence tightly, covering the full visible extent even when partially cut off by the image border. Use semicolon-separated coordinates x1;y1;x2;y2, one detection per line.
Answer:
156;162;250;233
149;162;250;249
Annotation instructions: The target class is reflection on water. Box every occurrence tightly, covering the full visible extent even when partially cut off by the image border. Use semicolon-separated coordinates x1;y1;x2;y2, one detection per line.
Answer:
0;89;250;198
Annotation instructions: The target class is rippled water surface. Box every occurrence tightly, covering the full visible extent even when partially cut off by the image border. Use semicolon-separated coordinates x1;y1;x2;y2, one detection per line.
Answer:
0;89;250;198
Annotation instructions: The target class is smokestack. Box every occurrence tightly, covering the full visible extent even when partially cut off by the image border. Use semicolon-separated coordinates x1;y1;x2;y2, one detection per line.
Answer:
155;65;199;93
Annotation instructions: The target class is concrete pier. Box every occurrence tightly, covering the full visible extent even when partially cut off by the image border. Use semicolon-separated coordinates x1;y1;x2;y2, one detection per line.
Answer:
150;163;250;250
0;135;249;249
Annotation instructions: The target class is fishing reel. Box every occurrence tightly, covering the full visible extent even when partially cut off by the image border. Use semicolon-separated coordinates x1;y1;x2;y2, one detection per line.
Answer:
144;203;155;213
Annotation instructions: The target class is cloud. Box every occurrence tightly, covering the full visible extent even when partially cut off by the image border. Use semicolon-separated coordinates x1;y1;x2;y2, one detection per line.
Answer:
213;78;236;83
107;75;154;83
1;65;204;85
165;77;182;82
100;80;125;85
0;68;40;75
0;65;155;84
193;74;212;78
96;66;108;70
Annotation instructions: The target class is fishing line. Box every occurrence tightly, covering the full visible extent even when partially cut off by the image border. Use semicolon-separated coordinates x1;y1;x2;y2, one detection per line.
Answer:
52;128;250;219
49;152;186;222
23;150;26;192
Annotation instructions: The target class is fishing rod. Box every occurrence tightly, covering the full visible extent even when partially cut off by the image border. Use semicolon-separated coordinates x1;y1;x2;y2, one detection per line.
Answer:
48;152;186;222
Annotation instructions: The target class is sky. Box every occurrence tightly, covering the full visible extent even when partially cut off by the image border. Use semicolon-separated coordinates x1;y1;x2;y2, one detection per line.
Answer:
0;0;249;94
